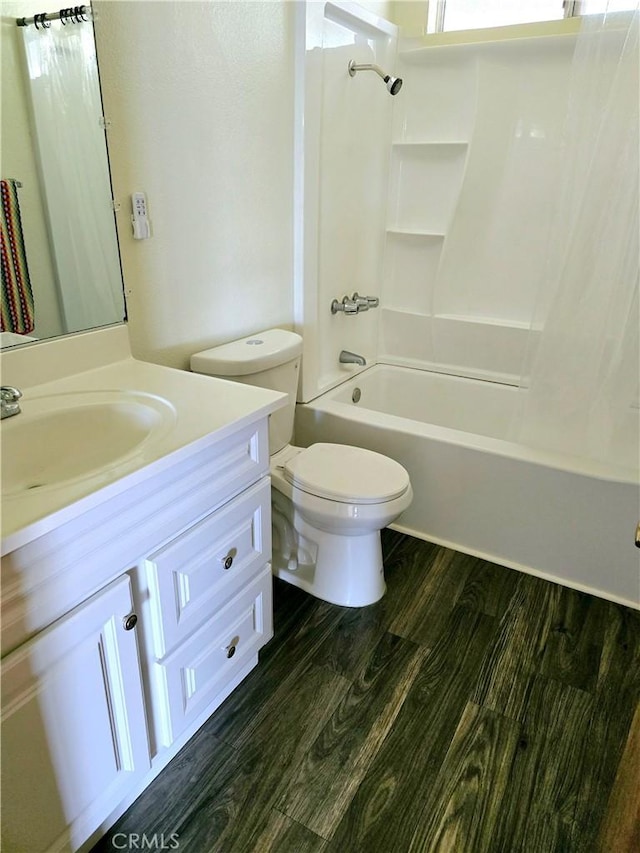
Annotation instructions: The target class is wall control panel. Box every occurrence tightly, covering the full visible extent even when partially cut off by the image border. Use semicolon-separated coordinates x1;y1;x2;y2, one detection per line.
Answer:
131;192;152;239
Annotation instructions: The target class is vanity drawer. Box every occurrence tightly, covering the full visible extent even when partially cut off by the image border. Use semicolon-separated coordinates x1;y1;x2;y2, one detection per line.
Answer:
154;566;273;746
145;477;271;657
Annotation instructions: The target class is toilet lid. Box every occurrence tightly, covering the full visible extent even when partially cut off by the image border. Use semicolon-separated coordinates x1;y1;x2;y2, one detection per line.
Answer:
284;443;410;504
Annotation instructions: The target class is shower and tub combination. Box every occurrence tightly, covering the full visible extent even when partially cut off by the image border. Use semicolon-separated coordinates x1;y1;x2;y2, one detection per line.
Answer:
295;365;639;607
295;1;639;608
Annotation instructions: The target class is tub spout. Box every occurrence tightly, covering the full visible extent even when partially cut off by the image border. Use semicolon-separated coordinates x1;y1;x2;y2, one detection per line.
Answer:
340;350;366;366
1;386;22;419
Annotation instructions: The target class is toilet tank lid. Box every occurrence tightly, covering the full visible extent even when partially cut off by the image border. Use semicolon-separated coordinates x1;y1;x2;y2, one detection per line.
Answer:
191;329;303;376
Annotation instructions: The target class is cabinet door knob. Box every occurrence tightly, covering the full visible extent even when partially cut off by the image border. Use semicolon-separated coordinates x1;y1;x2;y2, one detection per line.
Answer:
222;550;236;570
123;613;138;631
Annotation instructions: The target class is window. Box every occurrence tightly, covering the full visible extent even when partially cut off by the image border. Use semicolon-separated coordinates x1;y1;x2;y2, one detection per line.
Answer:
427;0;637;34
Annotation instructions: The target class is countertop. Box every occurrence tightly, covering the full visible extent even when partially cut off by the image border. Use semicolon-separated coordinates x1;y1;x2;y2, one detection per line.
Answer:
1;356;285;554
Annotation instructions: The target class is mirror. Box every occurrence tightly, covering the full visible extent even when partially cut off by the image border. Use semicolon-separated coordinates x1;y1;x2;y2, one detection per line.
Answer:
0;1;126;349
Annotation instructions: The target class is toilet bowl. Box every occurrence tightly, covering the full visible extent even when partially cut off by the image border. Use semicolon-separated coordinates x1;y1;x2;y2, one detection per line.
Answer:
191;329;413;606
270;443;412;606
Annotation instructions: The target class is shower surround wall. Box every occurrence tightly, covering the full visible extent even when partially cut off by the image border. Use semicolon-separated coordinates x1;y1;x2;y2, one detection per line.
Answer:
296;11;639;606
381;34;576;384
295;1;398;402
297;10;583;396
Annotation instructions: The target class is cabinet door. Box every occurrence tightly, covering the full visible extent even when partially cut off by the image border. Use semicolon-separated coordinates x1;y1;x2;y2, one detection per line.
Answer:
1;575;150;853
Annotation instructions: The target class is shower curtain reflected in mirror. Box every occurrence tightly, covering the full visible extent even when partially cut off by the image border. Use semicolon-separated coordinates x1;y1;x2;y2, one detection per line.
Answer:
514;3;639;468
21;17;125;334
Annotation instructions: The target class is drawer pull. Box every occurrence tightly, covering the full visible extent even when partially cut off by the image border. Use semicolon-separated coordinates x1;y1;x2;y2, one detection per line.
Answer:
222;548;237;571
225;635;240;659
123;613;138;631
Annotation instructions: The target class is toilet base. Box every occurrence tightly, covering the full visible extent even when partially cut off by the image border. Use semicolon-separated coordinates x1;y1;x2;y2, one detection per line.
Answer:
271;491;386;607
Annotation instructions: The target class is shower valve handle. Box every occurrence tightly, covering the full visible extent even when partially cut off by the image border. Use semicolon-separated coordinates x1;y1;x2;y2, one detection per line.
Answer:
331;296;359;315
352;293;380;311
352;293;369;312
331;295;379;315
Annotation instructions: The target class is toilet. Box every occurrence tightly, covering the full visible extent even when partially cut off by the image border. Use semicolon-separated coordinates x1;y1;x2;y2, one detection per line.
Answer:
191;329;412;607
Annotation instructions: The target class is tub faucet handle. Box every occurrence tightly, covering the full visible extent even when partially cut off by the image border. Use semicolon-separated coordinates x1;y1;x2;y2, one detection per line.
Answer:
352;293;379;310
352;292;370;312
331;296;359;315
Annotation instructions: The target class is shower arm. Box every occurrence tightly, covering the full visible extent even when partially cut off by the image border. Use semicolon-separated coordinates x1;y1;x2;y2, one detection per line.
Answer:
348;61;387;81
348;60;403;96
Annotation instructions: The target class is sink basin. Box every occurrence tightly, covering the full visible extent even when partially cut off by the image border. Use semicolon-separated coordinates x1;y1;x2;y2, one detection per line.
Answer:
1;391;176;496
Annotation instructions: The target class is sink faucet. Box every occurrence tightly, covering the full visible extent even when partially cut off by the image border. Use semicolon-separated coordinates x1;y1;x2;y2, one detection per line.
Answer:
1;386;22;419
339;350;366;366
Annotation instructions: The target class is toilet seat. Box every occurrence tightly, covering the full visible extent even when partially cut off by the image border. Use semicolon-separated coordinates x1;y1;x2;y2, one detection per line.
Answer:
283;443;410;505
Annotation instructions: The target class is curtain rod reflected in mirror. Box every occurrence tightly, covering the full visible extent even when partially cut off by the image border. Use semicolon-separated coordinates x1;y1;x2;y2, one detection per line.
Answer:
1;0;126;349
17;5;90;28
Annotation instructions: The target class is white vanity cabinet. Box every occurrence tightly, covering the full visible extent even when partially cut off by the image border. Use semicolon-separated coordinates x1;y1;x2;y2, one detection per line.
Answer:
0;414;276;853
1;575;150;853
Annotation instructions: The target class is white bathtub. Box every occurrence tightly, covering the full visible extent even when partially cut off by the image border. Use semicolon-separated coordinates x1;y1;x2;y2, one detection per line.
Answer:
295;365;640;608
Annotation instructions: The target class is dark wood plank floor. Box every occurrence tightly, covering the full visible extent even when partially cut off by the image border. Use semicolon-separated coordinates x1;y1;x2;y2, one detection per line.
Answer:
93;532;640;853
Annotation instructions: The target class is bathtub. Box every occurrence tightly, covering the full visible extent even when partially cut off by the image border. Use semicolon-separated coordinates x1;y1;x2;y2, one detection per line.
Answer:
295;364;640;608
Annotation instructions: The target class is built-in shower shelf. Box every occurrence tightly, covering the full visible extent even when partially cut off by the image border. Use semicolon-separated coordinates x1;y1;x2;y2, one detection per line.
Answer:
386;228;446;238
392;140;469;148
387;142;468;237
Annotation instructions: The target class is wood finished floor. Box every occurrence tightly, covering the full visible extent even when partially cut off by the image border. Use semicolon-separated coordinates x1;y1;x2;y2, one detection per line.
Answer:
93;532;640;853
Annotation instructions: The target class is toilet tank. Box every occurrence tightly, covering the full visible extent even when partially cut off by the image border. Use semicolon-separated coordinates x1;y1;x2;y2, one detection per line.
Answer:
191;329;303;454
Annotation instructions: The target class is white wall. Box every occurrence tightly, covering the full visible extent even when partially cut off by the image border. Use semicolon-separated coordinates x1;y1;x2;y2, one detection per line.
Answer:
389;0;428;35
94;0;296;369
93;0;396;370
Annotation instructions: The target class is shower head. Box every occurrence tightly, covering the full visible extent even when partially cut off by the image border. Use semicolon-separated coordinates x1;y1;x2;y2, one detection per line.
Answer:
348;60;403;96
385;75;403;95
